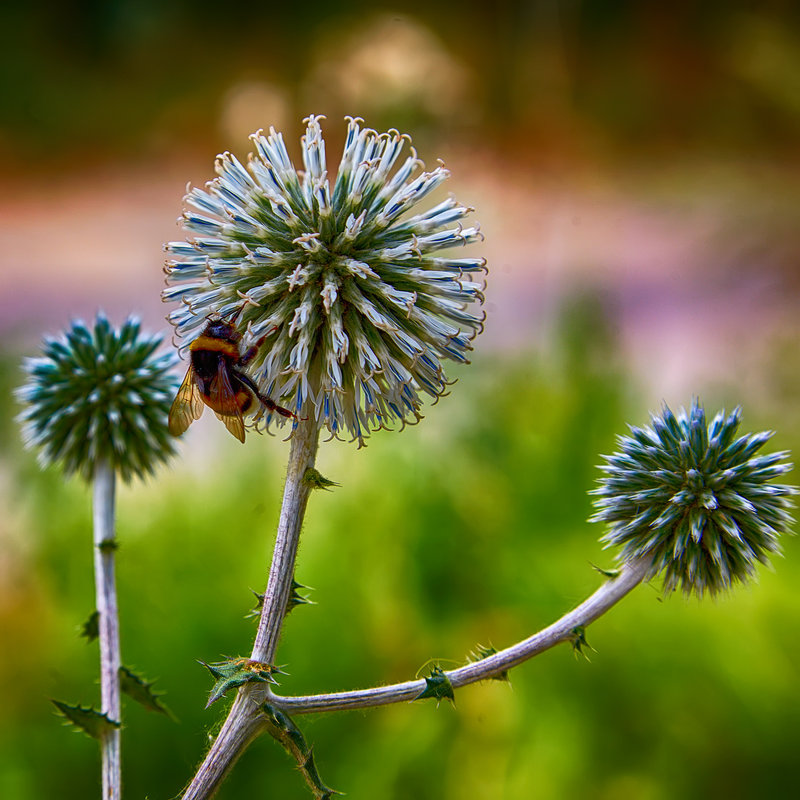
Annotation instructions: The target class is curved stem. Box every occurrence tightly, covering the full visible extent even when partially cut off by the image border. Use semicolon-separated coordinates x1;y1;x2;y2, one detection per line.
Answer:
181;416;321;800
93;461;121;800
270;557;651;715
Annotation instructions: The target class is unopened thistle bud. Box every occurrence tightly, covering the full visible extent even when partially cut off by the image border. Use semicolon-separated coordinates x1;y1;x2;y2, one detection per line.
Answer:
163;115;486;444
590;402;795;597
17;315;178;482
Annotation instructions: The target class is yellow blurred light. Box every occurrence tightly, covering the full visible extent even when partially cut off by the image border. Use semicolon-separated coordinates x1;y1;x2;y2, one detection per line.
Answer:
303;14;474;118
219;81;290;144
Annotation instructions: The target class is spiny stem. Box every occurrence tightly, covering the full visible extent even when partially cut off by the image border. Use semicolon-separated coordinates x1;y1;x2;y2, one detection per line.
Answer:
252;415;321;662
93;461;121;800
269;557;651;715
181;416;321;800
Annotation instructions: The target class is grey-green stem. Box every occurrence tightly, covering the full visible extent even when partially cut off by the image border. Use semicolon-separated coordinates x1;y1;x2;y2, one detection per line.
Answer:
267;557;651;715
181;415;321;800
93;461;121;800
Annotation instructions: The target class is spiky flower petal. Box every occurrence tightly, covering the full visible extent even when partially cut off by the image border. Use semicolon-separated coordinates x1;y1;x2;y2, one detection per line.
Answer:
17;315;178;482
163;115;486;444
590;402;795;597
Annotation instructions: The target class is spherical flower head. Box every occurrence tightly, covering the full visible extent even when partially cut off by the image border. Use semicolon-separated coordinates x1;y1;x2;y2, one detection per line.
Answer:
16;315;178;483
163;115;486;444
590;402;796;597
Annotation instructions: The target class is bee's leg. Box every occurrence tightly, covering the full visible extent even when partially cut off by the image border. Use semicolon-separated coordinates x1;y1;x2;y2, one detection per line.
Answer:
239;323;281;367
240;325;279;367
238;340;264;367
236;371;296;419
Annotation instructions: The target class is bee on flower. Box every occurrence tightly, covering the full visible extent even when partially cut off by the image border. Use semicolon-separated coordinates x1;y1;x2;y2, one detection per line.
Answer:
163;115;486;444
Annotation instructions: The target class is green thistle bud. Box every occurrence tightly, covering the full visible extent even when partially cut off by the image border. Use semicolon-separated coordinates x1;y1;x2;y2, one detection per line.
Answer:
17;315;178;482
590;402;795;597
163;115;486;444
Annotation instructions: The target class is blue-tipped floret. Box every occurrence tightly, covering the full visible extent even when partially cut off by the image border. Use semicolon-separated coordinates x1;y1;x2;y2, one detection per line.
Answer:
591;402;795;596
17;315;177;482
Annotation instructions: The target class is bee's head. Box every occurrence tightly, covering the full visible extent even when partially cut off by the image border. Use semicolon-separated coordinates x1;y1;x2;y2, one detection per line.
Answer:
203;317;239;342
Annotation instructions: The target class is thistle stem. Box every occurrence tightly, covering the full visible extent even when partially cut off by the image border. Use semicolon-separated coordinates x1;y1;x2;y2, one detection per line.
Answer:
251;415;321;663
181;416;321;800
269;557;651;715
93;461;122;800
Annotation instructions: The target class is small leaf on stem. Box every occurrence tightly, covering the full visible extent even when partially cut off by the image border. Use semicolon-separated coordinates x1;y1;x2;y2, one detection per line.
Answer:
52;700;120;740
468;643;509;682
569;626;596;661
79;610;99;643
263;704;309;754
414;665;455;706
262;703;342;799
301;750;343;799
119;666;174;719
590;562;621;579
248;580;313;619
200;658;281;707
303;468;340;491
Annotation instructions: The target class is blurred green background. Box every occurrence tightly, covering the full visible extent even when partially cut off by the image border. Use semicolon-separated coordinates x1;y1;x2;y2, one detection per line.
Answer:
2;2;800;799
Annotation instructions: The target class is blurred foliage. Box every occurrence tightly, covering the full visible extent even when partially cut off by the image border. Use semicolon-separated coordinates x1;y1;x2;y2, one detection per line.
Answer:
2;1;800;165
1;295;798;799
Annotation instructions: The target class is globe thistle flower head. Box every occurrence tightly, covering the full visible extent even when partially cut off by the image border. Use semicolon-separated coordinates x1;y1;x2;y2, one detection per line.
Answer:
17;315;178;482
590;402;796;597
163;115;486;444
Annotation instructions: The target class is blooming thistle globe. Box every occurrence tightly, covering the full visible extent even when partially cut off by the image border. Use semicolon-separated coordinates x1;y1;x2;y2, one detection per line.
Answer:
590;402;795;597
163;115;486;444
17;315;178;482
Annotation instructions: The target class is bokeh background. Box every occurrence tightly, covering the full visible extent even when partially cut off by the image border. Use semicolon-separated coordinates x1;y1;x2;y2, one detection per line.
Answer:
2;2;800;798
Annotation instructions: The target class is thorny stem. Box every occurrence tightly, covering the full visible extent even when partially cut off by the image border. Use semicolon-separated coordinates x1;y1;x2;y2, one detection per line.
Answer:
181;430;649;798
268;557;652;715
93;461;122;800
181;416;321;800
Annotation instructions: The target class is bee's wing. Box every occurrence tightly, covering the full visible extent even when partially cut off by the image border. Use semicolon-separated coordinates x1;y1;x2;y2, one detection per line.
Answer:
168;366;205;437
208;358;246;443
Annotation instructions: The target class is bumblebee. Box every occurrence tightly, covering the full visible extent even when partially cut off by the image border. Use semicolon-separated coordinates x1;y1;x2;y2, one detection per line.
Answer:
168;318;293;443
